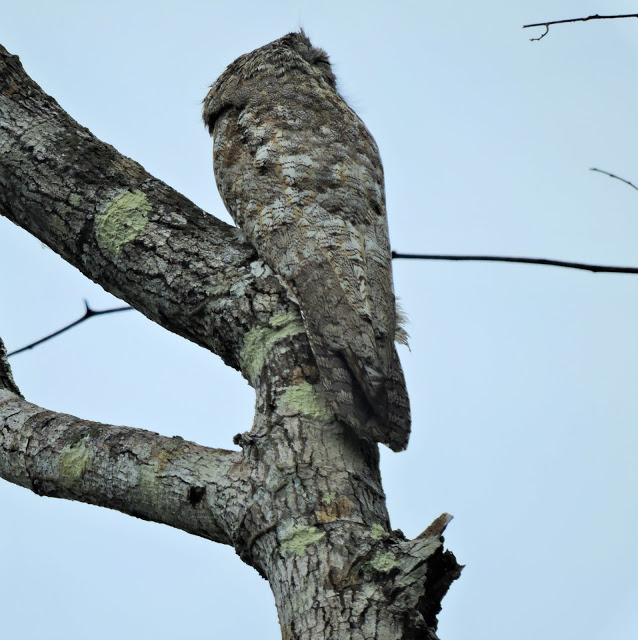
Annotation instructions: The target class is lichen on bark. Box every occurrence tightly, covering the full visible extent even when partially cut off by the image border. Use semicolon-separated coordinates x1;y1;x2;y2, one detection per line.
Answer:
280;382;333;422
95;189;151;258
58;442;94;484
280;525;326;556
240;311;305;383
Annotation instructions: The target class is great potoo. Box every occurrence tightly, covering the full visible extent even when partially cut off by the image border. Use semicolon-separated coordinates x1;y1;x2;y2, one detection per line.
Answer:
202;31;410;451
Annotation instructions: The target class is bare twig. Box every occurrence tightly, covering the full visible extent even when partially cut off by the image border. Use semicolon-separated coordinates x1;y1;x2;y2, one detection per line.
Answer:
392;253;638;274
7;301;132;357
523;13;638;41
13;219;638;357
590;167;638;193
528;25;549;42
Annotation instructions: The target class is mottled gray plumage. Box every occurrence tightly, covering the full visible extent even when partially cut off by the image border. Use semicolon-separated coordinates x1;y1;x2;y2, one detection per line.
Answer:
203;31;410;451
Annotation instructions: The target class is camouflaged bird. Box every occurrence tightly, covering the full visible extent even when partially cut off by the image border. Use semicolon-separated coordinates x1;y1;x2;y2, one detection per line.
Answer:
203;31;410;451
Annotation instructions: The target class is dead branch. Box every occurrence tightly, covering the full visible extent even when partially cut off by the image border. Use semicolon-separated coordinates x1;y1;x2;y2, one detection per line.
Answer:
8;301;132;357
590;168;638;193
392;253;638;274
523;13;638;41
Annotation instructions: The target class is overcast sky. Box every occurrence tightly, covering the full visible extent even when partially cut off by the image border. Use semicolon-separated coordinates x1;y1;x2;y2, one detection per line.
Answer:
2;2;638;639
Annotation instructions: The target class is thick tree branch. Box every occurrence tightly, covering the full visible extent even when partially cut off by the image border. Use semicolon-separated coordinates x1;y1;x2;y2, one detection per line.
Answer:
523;13;638;41
0;338;247;542
0;44;293;373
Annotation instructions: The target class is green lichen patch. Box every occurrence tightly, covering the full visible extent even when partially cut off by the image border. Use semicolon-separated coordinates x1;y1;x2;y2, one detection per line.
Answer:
322;492;336;505
370;550;398;572
371;524;388;540
96;189;151;258
59;442;94;484
134;463;165;515
280;525;326;556
240;312;305;383
69;193;82;208
280;382;333;423
269;311;301;328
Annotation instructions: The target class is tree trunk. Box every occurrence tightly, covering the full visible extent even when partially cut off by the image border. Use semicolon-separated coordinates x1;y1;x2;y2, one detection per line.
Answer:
0;44;461;638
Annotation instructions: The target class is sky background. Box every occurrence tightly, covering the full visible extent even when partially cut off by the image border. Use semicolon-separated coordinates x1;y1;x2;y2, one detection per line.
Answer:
1;2;638;639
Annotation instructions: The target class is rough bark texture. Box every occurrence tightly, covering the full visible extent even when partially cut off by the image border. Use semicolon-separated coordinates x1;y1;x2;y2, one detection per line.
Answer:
0;44;461;639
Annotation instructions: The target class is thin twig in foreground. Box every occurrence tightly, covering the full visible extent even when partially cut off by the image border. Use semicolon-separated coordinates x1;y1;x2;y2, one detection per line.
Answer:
8;301;133;357
590;168;638;193
10;246;638;358
392;253;638;274
523;13;638;41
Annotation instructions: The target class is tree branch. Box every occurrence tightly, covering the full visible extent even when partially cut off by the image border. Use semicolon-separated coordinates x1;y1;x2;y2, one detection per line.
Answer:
0;336;248;543
7;300;132;357
523;13;638;41
590;167;638;193
392;252;638;274
0;44;294;374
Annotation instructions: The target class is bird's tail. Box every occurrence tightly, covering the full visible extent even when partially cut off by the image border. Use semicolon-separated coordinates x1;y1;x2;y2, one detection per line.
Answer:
310;336;411;451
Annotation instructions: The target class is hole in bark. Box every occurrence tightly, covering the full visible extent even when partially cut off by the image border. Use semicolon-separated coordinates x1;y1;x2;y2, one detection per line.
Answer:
188;486;206;506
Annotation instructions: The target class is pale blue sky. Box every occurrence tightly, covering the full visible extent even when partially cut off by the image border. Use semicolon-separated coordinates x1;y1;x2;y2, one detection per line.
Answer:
2;2;638;639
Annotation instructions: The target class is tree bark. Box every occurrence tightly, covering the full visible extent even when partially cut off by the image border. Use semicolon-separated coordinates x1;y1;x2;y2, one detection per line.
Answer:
0;44;461;638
